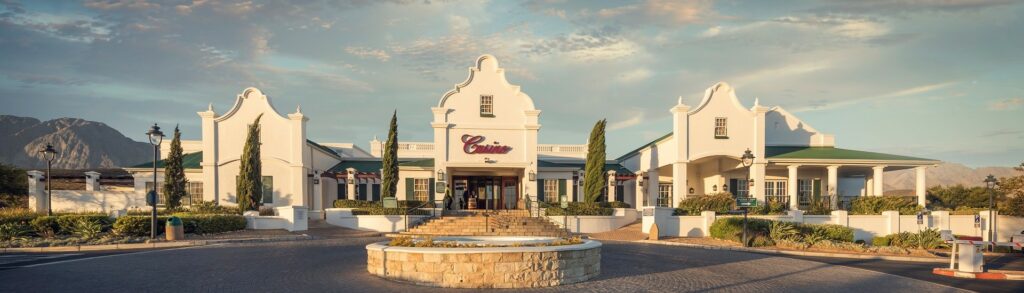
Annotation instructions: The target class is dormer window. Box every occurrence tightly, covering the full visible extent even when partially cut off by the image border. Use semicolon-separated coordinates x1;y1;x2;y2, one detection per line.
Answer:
714;117;728;138
480;95;494;117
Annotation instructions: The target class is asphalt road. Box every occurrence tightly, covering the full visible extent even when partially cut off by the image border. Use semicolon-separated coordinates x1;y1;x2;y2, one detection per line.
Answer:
0;238;1018;292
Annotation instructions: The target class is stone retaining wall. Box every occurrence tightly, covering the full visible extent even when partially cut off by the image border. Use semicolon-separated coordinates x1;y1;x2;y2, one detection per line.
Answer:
366;241;601;288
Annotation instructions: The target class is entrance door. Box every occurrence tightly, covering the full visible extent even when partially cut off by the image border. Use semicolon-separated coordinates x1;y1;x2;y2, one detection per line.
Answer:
453;176;520;210
501;177;518;210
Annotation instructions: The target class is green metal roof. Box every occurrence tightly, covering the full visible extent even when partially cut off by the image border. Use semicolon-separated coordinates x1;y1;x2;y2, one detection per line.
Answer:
306;139;341;159
538;159;631;174
400;158;435;168
131;152;203;169
615;132;672;161
766;146;936;162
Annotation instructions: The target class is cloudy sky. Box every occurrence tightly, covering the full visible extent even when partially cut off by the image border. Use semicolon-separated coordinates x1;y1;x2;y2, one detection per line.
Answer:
1;0;1022;167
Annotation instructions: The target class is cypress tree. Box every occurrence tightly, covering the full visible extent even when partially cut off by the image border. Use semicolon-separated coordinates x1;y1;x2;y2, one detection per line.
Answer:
162;125;188;210
237;114;263;213
583;119;607;202
380;111;399;201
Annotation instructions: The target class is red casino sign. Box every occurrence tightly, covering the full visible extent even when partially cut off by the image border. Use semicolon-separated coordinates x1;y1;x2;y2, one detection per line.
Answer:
462;135;512;154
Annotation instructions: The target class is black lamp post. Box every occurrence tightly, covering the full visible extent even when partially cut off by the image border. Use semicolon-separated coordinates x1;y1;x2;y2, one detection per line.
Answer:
39;143;58;216
739;148;755;247
146;124;164;240
984;174;998;249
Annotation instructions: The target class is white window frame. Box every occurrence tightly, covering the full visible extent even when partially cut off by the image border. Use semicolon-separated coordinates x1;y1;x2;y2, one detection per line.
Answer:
657;183;673;207
764;180;787;196
413;178;429;202
734;178;749;197
714;117;728;138
544;180;559;203
798;179;812;203
480;95;494;116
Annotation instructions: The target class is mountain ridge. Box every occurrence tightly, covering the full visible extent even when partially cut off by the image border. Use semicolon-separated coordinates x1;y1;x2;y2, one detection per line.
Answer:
0;115;151;169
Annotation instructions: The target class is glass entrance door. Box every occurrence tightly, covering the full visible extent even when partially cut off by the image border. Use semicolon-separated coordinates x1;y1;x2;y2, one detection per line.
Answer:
454;176;520;210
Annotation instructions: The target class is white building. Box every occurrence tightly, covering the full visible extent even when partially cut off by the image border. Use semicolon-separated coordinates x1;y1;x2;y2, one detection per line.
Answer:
124;55;937;219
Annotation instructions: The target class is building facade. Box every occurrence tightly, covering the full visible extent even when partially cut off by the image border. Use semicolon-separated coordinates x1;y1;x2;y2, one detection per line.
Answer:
125;55;936;219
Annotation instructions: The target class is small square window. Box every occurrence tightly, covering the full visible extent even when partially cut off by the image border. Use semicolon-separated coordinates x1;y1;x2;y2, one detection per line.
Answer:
714;117;728;138
480;95;494;117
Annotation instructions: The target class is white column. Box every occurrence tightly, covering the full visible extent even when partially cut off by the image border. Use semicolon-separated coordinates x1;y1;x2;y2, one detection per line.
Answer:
750;163;766;202
787;165;799;210
85;171;101;191
27;170;46;212
647;168;660;206
672;162;687;207
607;170;617;202
345;168;356;200
915;166;927;207
827;165;839;208
635;173;644;209
197;106;218;204
872;165;885;196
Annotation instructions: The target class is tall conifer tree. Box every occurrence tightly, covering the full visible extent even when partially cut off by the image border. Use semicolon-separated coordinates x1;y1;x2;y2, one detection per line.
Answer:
584;119;607;202
237;114;263;212
380;111;399;201
162;125;188;209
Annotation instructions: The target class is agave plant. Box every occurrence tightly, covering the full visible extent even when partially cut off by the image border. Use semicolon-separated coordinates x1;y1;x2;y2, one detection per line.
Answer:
71;218;103;239
768;221;799;241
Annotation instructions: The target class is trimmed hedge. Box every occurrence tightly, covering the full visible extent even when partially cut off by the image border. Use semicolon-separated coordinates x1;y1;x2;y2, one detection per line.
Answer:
601;202;632;209
334;199;376;209
799;223;854;243
674;194;735;216
709;217;771;243
545;202;613;216
849;196;922;215
112;214;247;236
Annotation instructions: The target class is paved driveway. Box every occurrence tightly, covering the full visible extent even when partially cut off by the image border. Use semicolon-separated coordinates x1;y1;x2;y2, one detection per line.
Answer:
0;238;987;292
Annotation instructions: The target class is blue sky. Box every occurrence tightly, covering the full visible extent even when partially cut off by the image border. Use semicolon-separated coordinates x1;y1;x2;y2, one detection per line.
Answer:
1;0;1022;167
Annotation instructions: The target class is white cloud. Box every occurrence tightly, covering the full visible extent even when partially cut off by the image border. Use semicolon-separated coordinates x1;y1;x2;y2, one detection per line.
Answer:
617;68;653;83
448;15;470;33
792;81;956;112
345;46;391;62
700;26;721;37
594;0;715;27
608;112;645;130
989;98;1024;111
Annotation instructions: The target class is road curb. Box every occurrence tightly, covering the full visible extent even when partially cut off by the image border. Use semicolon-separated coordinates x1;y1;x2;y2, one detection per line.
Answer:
1;235;314;254
637;240;948;263
932;268;1024;280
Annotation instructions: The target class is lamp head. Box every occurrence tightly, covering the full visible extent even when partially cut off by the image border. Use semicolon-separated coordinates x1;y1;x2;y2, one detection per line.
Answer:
39;143;57;162
741;148;755;167
146;124;165;146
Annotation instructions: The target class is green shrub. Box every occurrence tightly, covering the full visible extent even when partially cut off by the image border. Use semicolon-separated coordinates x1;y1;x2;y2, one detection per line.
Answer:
800;224;854;243
70;218;103;239
915;228;945;249
177;214;247;234
545;202;613;216
768;221;798;241
750;234;774;247
333;199;376;209
0;222;31;241
750;198;787;215
112;216;164;237
600;202;632;209
398;200;435;208
927;185;995;210
999;195;1024;217
675;194;735;215
708;217;771;242
30;216;59;238
849;196;922;215
0;207;38;225
872;235;891;246
186;201;240;215
805;199;833;215
56;215;112;233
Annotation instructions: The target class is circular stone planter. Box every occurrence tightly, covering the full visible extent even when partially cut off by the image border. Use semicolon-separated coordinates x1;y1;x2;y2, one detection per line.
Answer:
366;236;601;288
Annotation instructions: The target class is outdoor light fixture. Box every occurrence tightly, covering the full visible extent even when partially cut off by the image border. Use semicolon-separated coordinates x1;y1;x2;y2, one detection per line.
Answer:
145;123;164;240
437;169;445;180
39;143;57;216
741;148;755;168
723;184;728;191
984;174;998;250
712;185;718;192
689;187;695;194
529;171;536;181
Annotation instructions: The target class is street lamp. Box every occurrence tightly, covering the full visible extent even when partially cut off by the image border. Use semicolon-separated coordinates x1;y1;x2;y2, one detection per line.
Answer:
146;124;164;240
38;143;57;216
739;148;756;248
984;174;998;249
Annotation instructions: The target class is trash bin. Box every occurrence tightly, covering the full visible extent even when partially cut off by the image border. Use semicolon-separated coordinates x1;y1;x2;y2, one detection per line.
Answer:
165;216;184;241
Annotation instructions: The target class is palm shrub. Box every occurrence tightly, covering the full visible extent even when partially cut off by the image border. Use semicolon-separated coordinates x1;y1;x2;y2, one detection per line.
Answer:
237;114;263;213
162;126;188;210
380;111;399;200
70;218;103;239
674;194;735;215
0;222;31;241
849;196;921;215
56;215;112;233
750;197;787;215
768;221;799;241
30;216;59;238
582;119;607;202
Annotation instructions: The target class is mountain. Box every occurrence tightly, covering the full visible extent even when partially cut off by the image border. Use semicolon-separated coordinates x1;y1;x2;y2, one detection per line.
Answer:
885;162;1020;190
0;115;151;169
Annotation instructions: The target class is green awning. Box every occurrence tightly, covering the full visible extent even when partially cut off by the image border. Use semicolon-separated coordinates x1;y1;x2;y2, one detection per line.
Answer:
131;152;203;169
766;146;936;162
538;159;631;174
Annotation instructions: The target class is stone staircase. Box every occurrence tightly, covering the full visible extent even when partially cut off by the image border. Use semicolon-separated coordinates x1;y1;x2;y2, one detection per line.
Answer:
398;210;568;237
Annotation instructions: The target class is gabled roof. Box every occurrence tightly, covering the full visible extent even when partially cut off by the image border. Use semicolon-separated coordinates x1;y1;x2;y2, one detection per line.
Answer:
130;152;203;169
306;139;341;159
615;132;672;161
766;146;937;162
